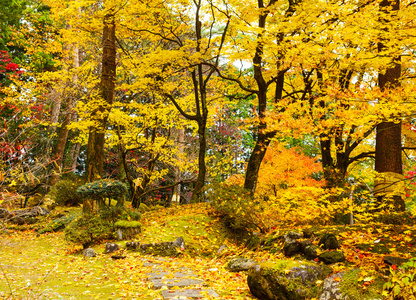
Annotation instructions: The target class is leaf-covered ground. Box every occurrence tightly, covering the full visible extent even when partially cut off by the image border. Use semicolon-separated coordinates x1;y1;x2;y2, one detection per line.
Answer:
0;203;415;299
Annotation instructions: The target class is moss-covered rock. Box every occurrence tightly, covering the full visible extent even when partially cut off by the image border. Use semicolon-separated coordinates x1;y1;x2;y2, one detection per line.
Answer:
140;237;185;257
38;210;81;234
139;203;150;213
318;233;340;250
114;220;141;240
318;251;345;264
320;269;384;300
247;260;327;300
304;245;320;260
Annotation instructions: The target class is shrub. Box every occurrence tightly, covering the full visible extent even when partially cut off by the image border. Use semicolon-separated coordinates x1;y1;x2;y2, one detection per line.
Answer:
64;213;113;248
208;182;261;232
38;210;81;234
383;258;416;300
48;180;83;207
98;205;141;228
76;179;128;206
209;181;344;233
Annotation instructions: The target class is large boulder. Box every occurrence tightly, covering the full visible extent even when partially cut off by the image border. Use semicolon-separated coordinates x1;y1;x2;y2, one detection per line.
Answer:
247;260;328;300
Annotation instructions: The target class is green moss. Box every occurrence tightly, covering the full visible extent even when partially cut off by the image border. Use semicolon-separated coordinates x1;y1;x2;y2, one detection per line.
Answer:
262;259;317;274
356;243;390;254
115;220;141;229
38;210;81;234
339;269;385;299
139;203;150;213
259;260;323;299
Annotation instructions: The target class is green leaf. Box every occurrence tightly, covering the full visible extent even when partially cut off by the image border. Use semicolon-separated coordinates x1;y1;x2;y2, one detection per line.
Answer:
393;285;401;296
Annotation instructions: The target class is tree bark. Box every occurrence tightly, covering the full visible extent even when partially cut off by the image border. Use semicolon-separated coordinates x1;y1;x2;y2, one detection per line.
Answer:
191;118;207;202
243;0;283;194
375;0;405;211
50;34;80;185
85;14;116;212
86;14;116;183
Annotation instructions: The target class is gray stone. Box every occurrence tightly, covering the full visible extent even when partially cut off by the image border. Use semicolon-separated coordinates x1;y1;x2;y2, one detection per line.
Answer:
319;271;349;300
225;258;256;272
83;248;96;257
319;269;383;300
318;251;345;264
151;278;204;289
299;240;312;253
217;244;228;255
285;231;303;241
148;270;196;280
141;237;185;256
161;288;219;299
105;243;120;254
172;237;185;249
126;241;140;251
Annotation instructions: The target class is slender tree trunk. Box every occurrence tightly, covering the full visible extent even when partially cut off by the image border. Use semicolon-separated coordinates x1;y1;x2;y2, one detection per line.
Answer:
50;35;80;185
173;128;184;204
85;14;116;212
191;118;207;202
375;0;405;211
69;142;81;172
50;103;73;185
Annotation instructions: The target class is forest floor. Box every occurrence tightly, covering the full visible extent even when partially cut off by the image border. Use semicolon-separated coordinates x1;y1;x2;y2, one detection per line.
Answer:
0;203;415;299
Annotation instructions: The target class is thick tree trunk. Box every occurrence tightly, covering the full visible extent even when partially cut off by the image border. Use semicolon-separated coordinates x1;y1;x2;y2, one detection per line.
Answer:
375;0;405;211
85;14;116;212
86;14;116;183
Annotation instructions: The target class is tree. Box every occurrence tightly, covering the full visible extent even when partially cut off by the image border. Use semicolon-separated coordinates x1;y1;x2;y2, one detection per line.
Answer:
374;0;405;211
86;13;116;184
121;0;231;202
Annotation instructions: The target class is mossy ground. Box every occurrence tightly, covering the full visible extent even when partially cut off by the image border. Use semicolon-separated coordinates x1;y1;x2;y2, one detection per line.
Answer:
339;269;385;300
0;203;257;299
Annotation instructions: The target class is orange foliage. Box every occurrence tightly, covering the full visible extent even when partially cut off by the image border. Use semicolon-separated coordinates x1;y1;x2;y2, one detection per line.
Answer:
255;142;324;198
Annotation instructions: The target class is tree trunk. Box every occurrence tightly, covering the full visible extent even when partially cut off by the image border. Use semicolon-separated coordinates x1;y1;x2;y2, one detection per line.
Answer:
173;127;184;204
375;0;405;211
86;14;116;183
85;14;116;212
50;37;80;185
191;118;206;202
